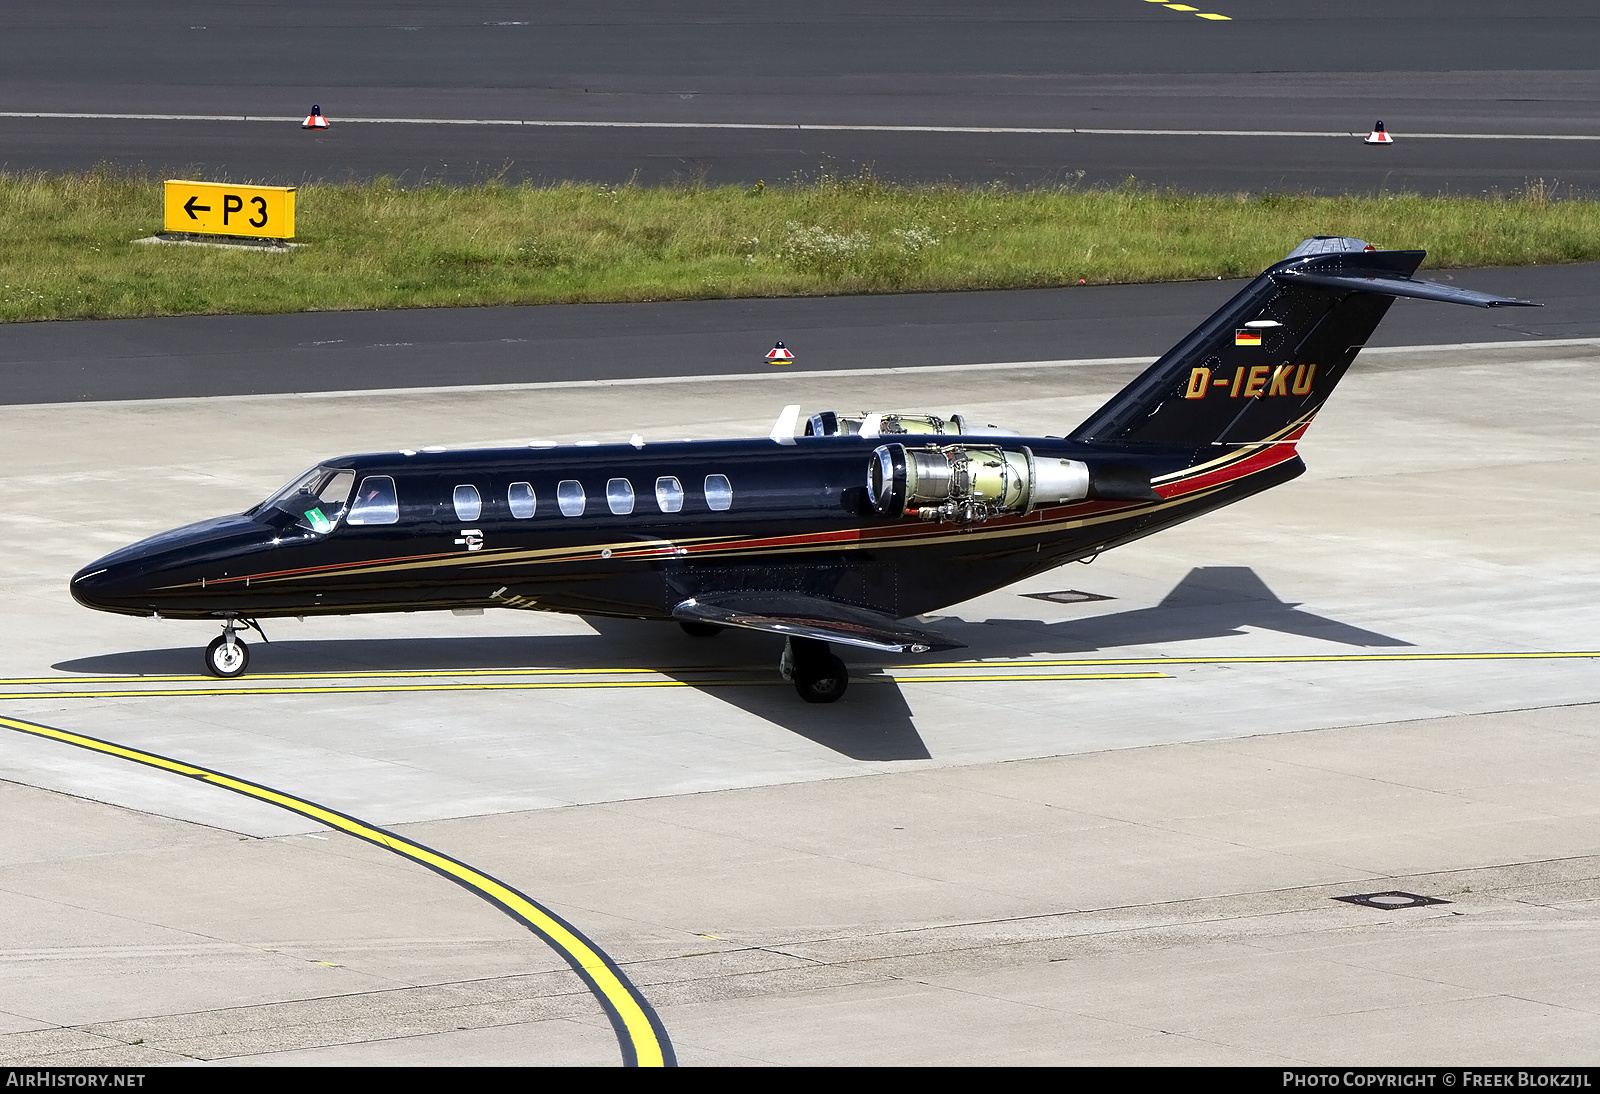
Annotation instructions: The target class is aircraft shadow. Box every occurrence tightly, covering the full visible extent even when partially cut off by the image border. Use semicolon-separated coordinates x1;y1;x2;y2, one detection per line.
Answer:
52;623;932;763
580;617;932;762
50;567;1396;764
930;565;1412;655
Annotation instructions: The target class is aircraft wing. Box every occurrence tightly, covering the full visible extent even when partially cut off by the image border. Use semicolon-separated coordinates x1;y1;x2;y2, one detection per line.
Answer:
673;594;965;654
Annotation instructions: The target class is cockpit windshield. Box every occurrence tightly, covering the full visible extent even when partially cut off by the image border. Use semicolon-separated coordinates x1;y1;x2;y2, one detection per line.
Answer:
255;466;356;534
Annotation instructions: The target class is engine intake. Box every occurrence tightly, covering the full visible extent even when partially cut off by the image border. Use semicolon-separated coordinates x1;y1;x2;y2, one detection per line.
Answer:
866;443;1090;522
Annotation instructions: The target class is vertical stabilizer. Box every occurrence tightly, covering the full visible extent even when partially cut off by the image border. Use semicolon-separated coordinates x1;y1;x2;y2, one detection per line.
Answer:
1069;238;1417;450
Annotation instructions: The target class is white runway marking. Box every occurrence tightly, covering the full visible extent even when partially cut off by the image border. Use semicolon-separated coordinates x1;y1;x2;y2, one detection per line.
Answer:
3;112;1599;140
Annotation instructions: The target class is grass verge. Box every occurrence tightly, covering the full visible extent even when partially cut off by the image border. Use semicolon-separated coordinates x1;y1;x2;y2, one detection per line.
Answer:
1;170;1597;322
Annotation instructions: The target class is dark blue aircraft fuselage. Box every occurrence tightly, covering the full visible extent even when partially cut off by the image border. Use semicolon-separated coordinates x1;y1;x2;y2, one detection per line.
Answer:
71;434;1280;623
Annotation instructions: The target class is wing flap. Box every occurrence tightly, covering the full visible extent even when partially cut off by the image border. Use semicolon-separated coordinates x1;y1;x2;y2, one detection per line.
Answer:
673;594;964;654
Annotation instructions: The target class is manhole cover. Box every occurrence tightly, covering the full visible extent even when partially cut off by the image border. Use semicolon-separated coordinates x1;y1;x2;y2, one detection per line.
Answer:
1020;590;1115;605
1334;891;1451;910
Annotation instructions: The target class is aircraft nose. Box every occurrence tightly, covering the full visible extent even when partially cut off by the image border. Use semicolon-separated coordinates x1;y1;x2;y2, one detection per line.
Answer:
70;562;142;613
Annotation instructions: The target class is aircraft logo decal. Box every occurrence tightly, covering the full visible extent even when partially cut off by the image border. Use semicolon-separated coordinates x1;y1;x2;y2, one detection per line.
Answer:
454;529;484;552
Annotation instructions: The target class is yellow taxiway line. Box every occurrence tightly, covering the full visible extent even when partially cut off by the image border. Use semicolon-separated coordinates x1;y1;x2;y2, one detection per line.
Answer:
0;671;1168;700
918;651;1600;669
0;714;674;1067
0;650;1591;702
2;649;1592;692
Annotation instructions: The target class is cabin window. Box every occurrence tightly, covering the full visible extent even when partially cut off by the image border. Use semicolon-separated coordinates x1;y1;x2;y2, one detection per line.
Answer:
606;478;635;515
704;474;733;512
655;476;684;513
346;475;399;525
508;481;536;519
557;479;586;517
453;484;482;522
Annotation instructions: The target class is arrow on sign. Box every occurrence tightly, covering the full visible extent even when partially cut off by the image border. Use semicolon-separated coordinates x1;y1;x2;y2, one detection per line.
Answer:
184;196;211;219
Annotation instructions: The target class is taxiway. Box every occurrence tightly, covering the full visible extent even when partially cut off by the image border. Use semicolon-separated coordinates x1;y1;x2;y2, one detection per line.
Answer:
1;335;1596;1064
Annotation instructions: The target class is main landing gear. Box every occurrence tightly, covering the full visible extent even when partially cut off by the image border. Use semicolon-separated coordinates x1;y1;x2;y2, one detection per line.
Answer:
780;636;849;704
204;618;263;678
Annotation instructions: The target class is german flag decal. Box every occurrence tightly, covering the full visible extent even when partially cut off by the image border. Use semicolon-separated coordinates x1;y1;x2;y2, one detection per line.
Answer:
1234;329;1262;346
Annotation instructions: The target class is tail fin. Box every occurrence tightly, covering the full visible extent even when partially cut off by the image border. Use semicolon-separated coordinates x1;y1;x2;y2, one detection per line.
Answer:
1068;237;1538;450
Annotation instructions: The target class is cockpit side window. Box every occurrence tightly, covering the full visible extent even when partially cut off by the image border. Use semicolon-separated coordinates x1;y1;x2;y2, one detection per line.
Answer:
347;475;400;525
317;470;354;517
257;465;324;516
261;466;356;534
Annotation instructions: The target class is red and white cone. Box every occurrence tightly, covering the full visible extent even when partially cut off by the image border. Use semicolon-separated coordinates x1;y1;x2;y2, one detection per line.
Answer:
765;341;795;364
302;104;329;130
1363;120;1392;145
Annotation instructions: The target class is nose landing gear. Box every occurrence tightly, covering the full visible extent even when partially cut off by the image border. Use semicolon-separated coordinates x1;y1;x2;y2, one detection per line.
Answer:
780;636;849;704
204;618;264;678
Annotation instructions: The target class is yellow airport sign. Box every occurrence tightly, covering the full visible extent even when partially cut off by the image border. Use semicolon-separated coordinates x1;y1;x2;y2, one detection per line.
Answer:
163;180;295;239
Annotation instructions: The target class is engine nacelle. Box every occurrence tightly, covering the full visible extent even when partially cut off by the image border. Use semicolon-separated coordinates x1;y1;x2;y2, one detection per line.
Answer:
807;411;1020;439
866;443;1090;522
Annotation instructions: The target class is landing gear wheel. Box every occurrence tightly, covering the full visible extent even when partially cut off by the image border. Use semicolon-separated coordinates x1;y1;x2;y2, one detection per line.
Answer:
678;620;724;638
793;652;848;704
205;634;250;678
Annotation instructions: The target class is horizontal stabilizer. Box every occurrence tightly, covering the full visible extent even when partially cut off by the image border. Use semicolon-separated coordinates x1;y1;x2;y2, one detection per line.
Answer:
674;594;964;654
1270;270;1540;308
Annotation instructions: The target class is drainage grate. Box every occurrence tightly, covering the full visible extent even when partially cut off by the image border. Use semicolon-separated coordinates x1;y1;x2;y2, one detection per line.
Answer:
1334;891;1452;910
1020;590;1115;605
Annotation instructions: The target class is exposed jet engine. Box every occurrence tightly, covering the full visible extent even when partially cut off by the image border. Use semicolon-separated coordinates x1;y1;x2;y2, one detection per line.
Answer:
807;411;1020;439
867;443;1090;523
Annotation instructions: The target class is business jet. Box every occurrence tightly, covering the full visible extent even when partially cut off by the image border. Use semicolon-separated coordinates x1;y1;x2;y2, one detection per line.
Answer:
70;237;1536;701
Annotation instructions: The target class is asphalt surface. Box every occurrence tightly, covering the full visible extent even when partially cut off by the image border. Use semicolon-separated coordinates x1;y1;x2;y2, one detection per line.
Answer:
1;261;1594;405
1;1;1598;192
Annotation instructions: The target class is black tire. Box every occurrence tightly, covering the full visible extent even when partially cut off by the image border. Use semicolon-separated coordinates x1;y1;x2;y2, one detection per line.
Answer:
205;634;250;678
678;620;724;638
794;653;848;704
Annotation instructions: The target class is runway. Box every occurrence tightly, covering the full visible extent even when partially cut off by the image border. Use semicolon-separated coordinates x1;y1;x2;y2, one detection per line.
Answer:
1;333;1598;1063
1;1;1597;192
4;260;1599;405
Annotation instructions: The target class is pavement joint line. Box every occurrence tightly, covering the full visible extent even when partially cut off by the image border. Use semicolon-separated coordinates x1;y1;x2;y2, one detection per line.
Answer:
13;338;1597;413
3;112;1599;140
0;712;676;1068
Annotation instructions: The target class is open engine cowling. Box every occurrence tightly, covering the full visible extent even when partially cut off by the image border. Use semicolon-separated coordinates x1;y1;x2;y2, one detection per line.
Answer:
807;411;1020;439
866;443;1090;522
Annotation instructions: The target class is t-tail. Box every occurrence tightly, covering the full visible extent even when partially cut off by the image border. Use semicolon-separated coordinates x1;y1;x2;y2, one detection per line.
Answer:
1069;236;1538;454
